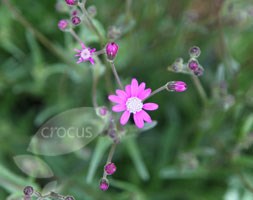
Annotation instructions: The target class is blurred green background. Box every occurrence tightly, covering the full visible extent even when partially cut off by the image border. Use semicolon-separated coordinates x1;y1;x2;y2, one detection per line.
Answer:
1;0;253;199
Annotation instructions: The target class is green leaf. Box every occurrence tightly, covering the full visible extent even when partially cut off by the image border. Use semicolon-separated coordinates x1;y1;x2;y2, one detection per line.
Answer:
86;137;111;183
125;137;150;181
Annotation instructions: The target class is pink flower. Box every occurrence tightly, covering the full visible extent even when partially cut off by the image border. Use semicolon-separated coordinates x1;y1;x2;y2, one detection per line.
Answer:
75;43;96;65
108;78;158;128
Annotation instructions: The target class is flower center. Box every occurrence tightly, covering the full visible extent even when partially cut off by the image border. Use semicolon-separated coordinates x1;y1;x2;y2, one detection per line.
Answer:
80;49;91;59
126;97;143;114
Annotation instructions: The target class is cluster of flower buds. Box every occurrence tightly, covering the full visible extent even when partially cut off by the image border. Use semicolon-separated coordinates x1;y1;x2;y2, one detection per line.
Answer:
169;46;204;77
57;0;83;31
187;46;204;76
99;162;117;191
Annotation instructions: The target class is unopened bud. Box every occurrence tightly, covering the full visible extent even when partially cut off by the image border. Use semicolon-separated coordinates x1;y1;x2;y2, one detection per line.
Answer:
105;42;119;61
166;81;187;92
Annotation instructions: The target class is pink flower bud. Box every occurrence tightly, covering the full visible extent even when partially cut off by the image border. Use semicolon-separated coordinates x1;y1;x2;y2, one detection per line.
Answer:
58;19;69;31
104;162;117;175
71;16;81;26
105;42;119;61
166;81;187;92
65;0;78;6
99;179;109;191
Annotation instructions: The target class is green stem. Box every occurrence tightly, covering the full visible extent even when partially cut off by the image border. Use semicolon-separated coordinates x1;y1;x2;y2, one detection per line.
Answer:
110;62;123;90
191;76;208;104
102;143;117;178
69;29;82;43
78;1;105;45
143;85;167;101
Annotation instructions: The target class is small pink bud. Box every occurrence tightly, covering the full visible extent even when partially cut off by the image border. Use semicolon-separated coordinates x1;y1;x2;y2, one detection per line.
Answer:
99;179;109;191
65;0;78;6
58;19;69;31
166;81;187;92
99;107;108;116
65;196;75;200
104;162;117;175
105;42;119;61
71;16;81;26
188;59;199;71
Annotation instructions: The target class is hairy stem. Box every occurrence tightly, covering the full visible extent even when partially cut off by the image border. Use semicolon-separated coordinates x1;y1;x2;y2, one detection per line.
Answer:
78;1;105;45
143;85;167;102
191;76;208;104
110;62;123;90
69;29;82;43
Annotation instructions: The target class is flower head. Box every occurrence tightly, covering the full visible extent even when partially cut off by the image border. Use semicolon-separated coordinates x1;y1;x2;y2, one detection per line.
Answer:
75;43;96;65
108;78;158;128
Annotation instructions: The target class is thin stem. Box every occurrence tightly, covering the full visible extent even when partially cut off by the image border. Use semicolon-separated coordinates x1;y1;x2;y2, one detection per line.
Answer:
92;70;98;108
110;62;123;90
191;76;208;104
143;85;167;102
69;29;82;43
103;143;117;178
78;1;105;45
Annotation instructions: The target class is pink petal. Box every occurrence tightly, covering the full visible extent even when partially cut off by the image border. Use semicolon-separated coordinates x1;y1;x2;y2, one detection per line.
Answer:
116;89;127;99
131;78;139;97
120;111;131;125
143;103;159;111
133;111;144;128
112;104;125;112
125;85;131;97
89;57;95;65
81;43;86;49
108;95;125;104
138;82;146;94
74;49;81;52
138;88;151;100
139;110;152;123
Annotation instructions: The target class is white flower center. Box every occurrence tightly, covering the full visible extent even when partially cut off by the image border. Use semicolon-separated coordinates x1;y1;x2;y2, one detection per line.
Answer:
80;49;91;59
126;97;143;114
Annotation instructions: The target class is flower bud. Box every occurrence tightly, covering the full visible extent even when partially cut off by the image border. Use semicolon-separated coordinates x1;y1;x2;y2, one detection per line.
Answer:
105;42;119;61
189;46;201;58
71;16;81;26
193;66;204;76
65;0;78;6
166;81;187;92
99;179;109;191
58;19;69;31
188;59;199;71
23;186;34;196
104;162;117;175
87;5;97;17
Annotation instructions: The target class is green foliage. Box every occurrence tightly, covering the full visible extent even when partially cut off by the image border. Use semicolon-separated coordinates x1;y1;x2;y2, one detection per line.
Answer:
1;0;253;199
